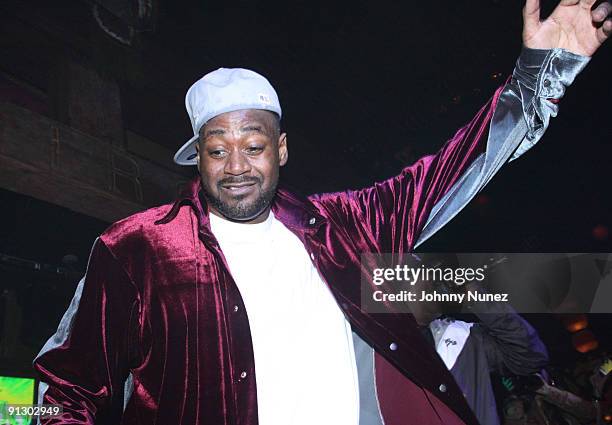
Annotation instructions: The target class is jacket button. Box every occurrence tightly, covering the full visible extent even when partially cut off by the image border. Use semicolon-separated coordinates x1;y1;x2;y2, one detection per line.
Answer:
389;342;398;351
439;384;447;393
233;305;239;312
309;217;316;225
240;371;247;379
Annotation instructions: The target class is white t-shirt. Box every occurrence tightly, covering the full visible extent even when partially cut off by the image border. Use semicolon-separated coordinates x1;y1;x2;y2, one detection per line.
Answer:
209;211;359;425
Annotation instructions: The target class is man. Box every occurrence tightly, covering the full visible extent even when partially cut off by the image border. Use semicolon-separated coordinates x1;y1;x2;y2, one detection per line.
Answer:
34;1;611;424
408;274;549;425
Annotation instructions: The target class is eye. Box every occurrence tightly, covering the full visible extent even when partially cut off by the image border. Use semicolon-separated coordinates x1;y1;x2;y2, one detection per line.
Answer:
245;145;264;155
209;149;227;158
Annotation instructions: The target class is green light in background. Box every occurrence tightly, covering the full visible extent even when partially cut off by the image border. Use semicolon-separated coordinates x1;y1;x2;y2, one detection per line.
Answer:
0;376;36;425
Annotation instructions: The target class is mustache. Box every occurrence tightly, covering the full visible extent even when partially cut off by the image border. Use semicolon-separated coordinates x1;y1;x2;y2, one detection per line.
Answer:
217;176;261;186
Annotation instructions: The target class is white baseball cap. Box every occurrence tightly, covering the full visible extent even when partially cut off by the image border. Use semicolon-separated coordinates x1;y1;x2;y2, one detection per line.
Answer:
173;68;282;165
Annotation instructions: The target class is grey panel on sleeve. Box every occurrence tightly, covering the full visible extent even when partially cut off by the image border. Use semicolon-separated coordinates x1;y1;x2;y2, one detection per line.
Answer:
353;332;385;425
415;48;589;248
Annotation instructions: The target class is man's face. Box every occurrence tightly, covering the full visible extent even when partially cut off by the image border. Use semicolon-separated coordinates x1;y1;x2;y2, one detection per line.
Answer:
196;109;287;223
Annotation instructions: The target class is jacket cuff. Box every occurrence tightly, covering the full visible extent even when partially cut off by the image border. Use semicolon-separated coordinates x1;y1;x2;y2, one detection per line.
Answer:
510;47;590;146
512;46;590;99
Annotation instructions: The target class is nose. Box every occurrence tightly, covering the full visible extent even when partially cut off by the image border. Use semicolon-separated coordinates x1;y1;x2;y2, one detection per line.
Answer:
224;150;251;176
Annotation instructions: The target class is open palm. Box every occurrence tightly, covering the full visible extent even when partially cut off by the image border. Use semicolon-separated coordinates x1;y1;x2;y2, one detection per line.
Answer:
523;0;612;56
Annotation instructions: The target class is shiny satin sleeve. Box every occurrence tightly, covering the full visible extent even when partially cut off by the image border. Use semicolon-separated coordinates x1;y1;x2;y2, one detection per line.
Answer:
310;47;590;253
32;238;140;424
510;47;590;159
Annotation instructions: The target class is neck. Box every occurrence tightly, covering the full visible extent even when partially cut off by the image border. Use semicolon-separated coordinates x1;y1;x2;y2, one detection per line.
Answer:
208;206;272;224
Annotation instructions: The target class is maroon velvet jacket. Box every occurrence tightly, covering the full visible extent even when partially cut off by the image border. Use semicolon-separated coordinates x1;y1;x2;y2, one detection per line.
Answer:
34;85;505;425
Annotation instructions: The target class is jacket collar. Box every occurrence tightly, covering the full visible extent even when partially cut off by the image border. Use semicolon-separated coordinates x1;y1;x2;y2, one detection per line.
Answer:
155;177;325;234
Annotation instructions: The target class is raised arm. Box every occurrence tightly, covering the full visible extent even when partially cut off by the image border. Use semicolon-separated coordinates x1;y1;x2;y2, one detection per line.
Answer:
310;0;610;252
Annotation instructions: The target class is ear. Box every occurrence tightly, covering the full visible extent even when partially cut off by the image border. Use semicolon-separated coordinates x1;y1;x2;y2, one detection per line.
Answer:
195;142;201;174
278;132;288;166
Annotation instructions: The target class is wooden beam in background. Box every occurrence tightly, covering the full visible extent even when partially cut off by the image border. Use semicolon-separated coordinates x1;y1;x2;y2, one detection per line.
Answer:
0;102;188;223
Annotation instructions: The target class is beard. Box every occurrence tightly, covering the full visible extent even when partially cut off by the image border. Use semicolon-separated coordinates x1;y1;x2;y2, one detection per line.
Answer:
202;176;278;221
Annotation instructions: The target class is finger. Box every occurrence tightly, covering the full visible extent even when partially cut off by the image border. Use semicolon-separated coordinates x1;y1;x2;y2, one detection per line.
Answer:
523;0;541;32
578;0;597;7
596;17;612;43
592;1;612;22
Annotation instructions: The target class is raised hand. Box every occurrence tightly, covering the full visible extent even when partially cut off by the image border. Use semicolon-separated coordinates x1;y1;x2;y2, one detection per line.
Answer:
523;0;612;56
